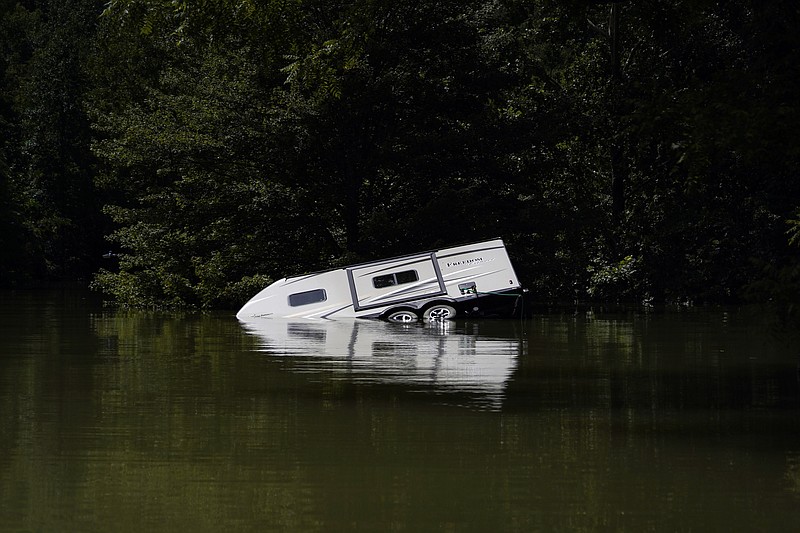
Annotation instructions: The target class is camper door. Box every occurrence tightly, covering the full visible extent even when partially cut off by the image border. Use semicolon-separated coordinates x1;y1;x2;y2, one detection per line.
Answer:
347;253;446;311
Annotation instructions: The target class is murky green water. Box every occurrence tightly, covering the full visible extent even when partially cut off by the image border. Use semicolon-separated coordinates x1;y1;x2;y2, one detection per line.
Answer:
2;290;800;531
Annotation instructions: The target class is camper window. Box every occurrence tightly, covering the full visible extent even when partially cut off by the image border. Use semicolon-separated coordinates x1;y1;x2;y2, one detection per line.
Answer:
288;289;327;307
373;270;419;289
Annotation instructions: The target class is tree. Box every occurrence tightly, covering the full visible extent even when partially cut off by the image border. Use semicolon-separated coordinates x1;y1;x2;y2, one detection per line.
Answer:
68;0;800;306
90;1;339;307
91;0;559;306
0;0;106;285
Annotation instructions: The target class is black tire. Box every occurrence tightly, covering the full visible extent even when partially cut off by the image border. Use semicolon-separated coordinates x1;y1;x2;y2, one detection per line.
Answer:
422;304;457;321
386;309;419;323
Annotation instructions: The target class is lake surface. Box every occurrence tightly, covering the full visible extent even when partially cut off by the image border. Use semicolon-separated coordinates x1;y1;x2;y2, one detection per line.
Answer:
2;290;800;531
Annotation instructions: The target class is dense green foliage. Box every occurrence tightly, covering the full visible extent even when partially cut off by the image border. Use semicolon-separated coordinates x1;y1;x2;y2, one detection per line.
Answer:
1;0;798;308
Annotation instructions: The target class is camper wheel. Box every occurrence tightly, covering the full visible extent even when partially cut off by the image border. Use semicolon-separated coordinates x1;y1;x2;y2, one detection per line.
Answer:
422;303;457;321
385;309;419;323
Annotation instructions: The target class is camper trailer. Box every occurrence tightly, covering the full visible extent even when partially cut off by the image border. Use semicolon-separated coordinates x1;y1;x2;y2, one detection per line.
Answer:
236;238;523;322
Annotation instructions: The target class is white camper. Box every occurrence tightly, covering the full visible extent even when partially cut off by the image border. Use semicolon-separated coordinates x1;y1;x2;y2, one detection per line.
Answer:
236;238;523;322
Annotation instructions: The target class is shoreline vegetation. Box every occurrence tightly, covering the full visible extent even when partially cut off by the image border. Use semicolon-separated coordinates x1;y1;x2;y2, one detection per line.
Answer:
1;1;798;312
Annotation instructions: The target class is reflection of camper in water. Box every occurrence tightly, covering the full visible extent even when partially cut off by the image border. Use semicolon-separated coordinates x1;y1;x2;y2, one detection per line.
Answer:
237;238;523;322
242;319;521;410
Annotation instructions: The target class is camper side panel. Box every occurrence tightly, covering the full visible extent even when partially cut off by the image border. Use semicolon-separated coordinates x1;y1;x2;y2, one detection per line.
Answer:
347;253;446;311
237;270;357;319
436;239;520;297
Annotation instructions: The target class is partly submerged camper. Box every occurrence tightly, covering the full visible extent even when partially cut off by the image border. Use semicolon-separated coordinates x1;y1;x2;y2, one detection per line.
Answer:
236;238;523;322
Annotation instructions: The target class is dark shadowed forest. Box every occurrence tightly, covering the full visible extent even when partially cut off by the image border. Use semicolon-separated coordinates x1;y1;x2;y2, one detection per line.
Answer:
1;0;798;309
